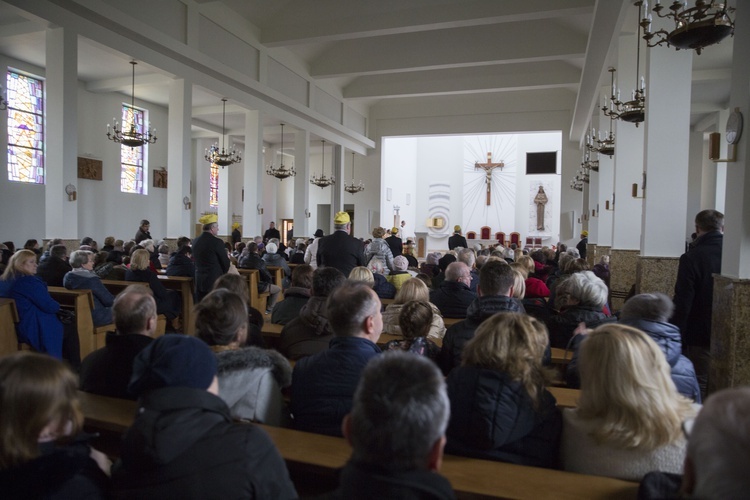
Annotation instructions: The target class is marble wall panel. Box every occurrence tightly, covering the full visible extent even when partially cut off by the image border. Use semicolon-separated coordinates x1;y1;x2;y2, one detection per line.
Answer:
609;249;640;311
637;256;679;296
710;276;750;393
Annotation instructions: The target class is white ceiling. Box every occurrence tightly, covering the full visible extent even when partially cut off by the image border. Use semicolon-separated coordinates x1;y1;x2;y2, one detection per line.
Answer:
0;0;736;146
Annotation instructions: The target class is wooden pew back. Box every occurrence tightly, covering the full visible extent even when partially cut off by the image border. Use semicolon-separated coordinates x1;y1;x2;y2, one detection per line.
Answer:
0;298;20;355
237;268;270;311
48;287;114;359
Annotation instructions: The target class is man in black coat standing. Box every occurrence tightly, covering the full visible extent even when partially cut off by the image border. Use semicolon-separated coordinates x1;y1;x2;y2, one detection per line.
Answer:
263;221;280;243
192;220;230;302
385;226;403;257
576;230;588;260
671;209;723;398
316;211;365;277
448;225;468;250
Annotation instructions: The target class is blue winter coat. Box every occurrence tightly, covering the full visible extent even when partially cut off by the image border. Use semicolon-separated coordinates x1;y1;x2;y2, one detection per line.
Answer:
621;318;701;403
0;275;63;357
290;336;380;436
63;270;114;326
446;365;561;468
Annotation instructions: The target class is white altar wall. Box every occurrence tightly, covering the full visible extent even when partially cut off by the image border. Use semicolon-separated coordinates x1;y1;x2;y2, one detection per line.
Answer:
382;132;561;252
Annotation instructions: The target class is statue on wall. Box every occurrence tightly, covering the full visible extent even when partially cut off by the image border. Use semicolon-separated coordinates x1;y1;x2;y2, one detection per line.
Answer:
534;185;548;230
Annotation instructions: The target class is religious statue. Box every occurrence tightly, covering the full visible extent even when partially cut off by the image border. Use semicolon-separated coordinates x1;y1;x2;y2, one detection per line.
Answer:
474;152;504;206
534;185;548;231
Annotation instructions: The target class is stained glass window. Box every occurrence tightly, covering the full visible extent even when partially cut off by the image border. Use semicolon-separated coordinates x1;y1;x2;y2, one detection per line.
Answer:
209;163;219;207
120;105;145;194
7;71;44;183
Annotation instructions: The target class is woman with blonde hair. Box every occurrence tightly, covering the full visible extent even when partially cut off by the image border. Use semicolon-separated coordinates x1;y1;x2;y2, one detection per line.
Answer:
446;312;561;467
0;250;79;365
381;278;445;339
0;352;110;497
561;324;698;481
365;226;395;274
125;248;181;327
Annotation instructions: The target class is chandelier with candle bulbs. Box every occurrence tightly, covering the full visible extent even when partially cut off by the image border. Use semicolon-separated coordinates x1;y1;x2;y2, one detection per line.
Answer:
204;98;242;168
637;0;735;55
310;140;335;188
344;152;365;194
106;61;157;148
266;123;296;180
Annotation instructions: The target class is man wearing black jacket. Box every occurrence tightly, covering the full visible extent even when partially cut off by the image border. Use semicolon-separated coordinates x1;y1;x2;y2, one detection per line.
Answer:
36;244;71;287
192;221;230;302
671;209;723;397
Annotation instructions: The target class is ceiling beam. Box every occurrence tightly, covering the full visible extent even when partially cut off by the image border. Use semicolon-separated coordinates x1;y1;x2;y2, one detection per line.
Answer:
85;72;171;93
311;19;587;78
262;0;593;46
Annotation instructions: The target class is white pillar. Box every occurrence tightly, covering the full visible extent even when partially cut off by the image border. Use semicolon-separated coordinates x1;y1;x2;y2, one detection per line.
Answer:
166;78;192;238
721;2;750;278
217;157;231;235
243;110;263;238
611;31;645;250
332;144;345;216
293;129;310;237
686;130;704;236
596;148;614;247
640;44;692;256
588;166;599;242
45;28;78;239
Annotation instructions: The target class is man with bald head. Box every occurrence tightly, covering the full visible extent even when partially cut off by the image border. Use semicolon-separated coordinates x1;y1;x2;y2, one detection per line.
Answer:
429;261;477;319
79;285;157;399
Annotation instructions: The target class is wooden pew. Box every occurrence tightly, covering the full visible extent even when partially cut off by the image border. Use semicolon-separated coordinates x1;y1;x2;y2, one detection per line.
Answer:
157;275;195;335
78;392;636;499
551;347;572;366
0;298;20;355
443;317;463;327
48;287;115;359
237;268;270;312
261;321;283;348
99;280;168;336
266;265;286;301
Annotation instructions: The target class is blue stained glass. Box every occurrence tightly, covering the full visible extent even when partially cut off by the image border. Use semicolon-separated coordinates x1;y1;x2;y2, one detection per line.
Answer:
7;71;44;183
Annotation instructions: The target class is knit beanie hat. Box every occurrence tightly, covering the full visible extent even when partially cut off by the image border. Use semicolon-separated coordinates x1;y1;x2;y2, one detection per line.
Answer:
393;255;408;272
266;242;278;254
129;335;217;396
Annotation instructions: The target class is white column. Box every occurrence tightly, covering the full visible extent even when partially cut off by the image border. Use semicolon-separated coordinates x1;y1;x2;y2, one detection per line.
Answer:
166;78;192;238
243;110;263;238
686;130;704;236
588;166;599;242
721;2;750;278
640;44;692;256
217;158;231;235
45;28;77;239
611;31;645;250
293;129;310;237
332;144;345;216
596;148;614;247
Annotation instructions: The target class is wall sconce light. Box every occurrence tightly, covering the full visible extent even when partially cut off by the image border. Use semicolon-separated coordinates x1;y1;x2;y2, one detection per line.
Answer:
182;196;191;210
632;173;646;199
65;184;77;201
257;203;264;215
304;208;311;218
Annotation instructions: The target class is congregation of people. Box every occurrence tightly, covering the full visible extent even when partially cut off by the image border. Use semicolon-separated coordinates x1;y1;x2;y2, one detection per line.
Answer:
1;209;747;499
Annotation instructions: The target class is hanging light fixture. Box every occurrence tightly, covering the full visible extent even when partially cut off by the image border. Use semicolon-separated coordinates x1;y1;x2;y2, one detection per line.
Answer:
106;61;157;147
344;152;365;194
602;7;646;127
310;140;335;188
204;98;242;168
637;0;735;55
587;117;615;157
266;123;296;180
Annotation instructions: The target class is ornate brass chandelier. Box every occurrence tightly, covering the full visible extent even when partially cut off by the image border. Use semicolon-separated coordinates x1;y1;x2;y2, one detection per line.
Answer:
204;98;242;168
266;123;296;180
637;0;735;55
106;61;157;148
344;152;365;194
310;140;335;188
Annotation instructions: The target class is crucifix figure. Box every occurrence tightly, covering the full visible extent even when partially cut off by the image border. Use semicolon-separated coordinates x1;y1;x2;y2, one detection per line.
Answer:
475;152;504;205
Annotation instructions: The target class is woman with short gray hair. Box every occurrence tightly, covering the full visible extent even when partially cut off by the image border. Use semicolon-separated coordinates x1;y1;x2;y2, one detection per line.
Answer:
545;271;613;348
63;250;114;326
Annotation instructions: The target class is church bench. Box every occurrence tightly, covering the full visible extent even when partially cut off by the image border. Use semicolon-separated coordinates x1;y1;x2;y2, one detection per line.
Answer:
266;265;286;301
237;268;270;312
48;287;115;359
77;391;635;499
156;275;195;335
0;298;20;356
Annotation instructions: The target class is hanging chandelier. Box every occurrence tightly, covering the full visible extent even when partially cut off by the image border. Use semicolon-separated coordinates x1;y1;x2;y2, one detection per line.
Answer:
106;61;157;148
583;148;599;172
204;98;242;168
637;0;735;55
602;6;646;127
570;177;584;192
344;152;365;194
587;117;615;157
266;123;296;180
310;140;335;188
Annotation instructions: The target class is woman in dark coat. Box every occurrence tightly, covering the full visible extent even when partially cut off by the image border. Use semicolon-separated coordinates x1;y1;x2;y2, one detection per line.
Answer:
125;249;181;323
0;352;110;499
446;312;561;468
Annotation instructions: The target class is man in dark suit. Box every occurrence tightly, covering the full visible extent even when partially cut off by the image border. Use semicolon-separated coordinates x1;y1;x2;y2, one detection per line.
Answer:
385;226;403;257
36;244;71;287
316;211;365;277
448;225;468;250
263;221;280;242
192;220;230;302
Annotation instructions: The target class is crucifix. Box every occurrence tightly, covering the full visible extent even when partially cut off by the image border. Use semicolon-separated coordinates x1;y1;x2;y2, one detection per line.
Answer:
475;152;504;205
